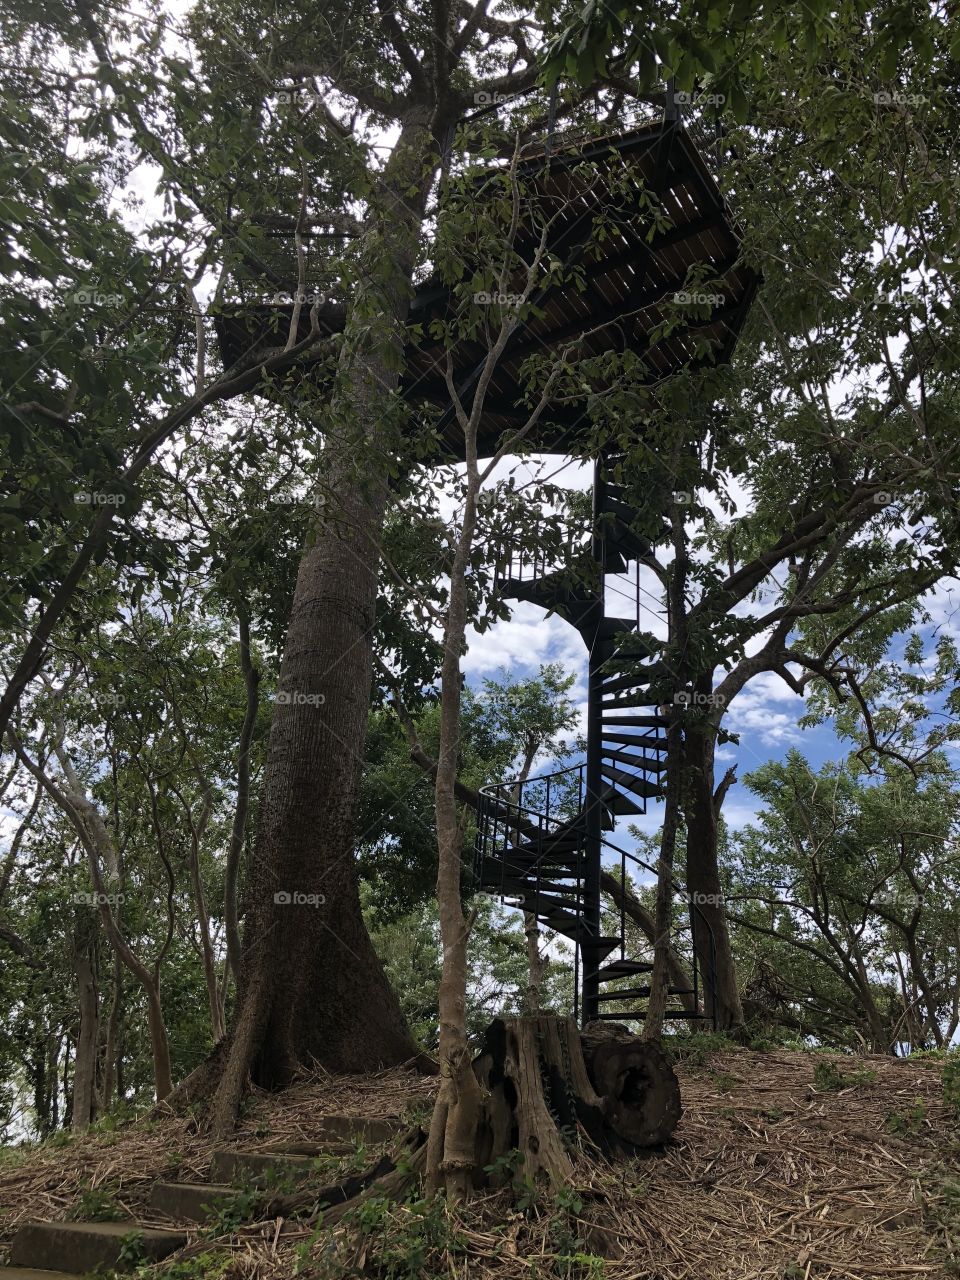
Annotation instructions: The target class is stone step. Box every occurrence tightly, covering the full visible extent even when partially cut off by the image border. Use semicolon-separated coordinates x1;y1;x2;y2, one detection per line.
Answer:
9;1221;186;1274
149;1180;235;1224
0;1269;84;1279
210;1147;340;1186
313;1114;400;1144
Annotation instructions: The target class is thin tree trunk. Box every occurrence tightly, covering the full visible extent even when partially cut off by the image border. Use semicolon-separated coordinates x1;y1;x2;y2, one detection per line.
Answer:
643;708;682;1040
101;954;122;1110
224;608;259;985
523;914;544;1013
644;501;688;1040
189;813;226;1043
71;919;99;1131
428;455;484;1199
682;723;744;1032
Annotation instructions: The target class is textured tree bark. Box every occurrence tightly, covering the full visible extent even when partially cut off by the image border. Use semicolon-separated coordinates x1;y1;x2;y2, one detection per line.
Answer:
522;913;544;1012
100;954;122;1110
224;608;259;986
71;919;99;1131
682;723;745;1032
209;111;438;1135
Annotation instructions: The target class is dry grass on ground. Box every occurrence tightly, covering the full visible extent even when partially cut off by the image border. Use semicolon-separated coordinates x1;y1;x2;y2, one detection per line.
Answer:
0;1045;954;1279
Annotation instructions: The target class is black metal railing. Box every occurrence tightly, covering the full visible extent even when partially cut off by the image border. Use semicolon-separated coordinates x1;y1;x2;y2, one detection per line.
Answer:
474;763;718;1029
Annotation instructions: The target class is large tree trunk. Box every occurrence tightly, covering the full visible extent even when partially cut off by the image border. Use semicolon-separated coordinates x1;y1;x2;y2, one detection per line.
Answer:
209;111;437;1135
682;721;744;1032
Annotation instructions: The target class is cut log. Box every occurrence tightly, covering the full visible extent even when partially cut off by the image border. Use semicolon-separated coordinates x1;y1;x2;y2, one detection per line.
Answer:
580;1020;682;1147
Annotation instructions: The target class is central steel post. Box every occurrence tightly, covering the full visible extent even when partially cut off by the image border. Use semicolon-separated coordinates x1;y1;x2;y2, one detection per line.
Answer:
581;458;606;1025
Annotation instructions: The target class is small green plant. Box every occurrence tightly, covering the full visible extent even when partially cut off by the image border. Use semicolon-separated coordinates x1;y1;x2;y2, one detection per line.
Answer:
711;1071;738;1093
400;1099;434;1131
942;1056;960;1119
484;1147;525;1186
155;1251;233;1279
812;1059;877;1092
886;1098;927;1136
117;1230;147;1268
747;1033;778;1053
69;1185;126;1222
545;1185;607;1278
331;1192;468;1280
664;1031;736;1067
200;1185;266;1236
308;1138;369;1182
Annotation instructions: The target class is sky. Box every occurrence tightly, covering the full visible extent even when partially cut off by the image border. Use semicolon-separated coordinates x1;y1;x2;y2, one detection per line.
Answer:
457;449;960;851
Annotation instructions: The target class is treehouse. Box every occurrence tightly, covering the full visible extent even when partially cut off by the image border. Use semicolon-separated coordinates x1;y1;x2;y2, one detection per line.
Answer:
215;96;759;1029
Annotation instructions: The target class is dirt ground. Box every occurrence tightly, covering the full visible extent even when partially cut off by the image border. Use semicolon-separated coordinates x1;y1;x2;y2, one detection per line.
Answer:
0;1044;953;1279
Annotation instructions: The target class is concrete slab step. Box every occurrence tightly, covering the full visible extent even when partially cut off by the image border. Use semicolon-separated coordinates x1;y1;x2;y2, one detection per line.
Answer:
149;1180;234;1224
0;1269;85;1279
9;1221;186;1274
210;1148;328;1186
313;1114;400;1143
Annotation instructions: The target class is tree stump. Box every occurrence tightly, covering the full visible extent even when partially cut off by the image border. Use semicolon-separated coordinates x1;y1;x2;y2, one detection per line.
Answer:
471;1014;681;1187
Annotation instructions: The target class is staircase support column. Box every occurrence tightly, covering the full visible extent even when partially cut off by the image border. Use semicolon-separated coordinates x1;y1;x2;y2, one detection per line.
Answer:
582;460;606;1025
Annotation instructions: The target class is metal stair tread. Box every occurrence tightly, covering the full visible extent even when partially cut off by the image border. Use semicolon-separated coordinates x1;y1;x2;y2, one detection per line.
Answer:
600;767;662;798
598;958;654;978
595;1009;706;1020
601;730;665;750
602;713;670;728
597;985;696;1000
602;746;668;772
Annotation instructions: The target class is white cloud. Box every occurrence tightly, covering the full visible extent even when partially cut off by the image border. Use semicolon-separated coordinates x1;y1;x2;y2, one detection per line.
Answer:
464;600;587;682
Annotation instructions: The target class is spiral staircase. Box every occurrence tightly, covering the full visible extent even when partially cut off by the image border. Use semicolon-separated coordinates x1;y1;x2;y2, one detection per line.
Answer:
474;456;717;1028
